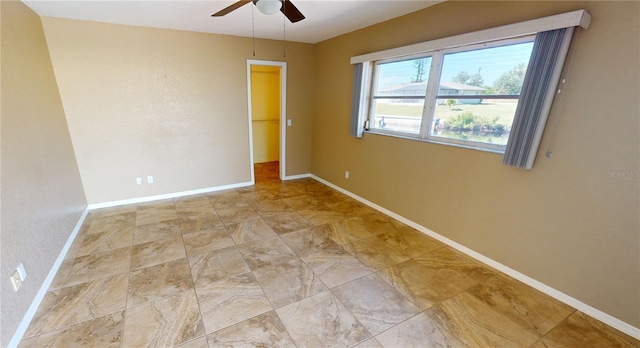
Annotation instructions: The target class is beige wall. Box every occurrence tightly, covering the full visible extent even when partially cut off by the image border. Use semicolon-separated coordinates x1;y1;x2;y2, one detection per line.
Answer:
2;0;638;341
42;18;315;204
312;1;639;327
0;1;87;345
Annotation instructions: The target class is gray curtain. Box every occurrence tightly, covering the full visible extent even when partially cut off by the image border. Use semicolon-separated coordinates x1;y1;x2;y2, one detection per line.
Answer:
503;28;573;169
350;63;364;138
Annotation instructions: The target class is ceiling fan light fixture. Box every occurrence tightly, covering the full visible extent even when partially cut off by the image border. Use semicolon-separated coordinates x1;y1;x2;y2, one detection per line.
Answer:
256;0;282;15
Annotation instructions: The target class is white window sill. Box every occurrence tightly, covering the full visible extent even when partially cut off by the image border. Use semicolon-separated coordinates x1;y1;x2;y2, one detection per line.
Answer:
363;129;506;155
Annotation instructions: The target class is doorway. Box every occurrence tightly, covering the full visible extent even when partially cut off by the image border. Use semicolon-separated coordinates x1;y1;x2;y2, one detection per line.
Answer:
247;60;287;182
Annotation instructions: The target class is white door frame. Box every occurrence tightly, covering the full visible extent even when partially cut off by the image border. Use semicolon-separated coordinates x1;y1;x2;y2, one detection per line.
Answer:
246;59;287;182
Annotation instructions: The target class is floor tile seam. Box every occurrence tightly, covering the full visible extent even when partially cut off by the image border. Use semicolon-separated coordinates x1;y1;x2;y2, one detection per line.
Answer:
413;248;487;279
22;298;107;340
170;334;208;348
173;194;215;208
178;217;230;235
83;221;136;236
244;252;303;277
245;248;329;312
120;293;156;346
129;249;186;272
350;337;383;348
29;299;131;340
569;311;640;347
325;268;374;292
213;204;259;214
439;288;551;346
120;241;138;346
357;310;428;347
175;212;220;222
533;307;578;341
330;271;429;333
322;286;375;344
194;278;275;336
133;218;180;234
188;253;211;342
75;227;136;259
243;269;279;313
125;292;183;311
255;208;298;219
220;216;263;229
374;261;466;311
182;239;237;261
30;308;127;345
269;296;321;348
174;227;197;287
277;229;346;260
289;207;320;228
217;226;262;249
232;227;283;248
209;208;226;230
406;243;449;263
88;209;135;220
341;238;408;271
270;308;304;347
126;289;204;346
130;233;187;254
283;238;374;290
57;261;133;291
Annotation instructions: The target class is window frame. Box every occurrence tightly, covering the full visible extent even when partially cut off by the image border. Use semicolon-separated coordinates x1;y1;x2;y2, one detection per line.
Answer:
366;35;536;153
351;9;591;157
369;53;433;138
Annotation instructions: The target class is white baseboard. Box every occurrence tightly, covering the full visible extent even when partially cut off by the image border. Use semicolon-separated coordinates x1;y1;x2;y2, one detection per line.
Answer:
8;207;90;348
310;174;640;340
88;176;312;210
283;173;311;181
88;181;254;210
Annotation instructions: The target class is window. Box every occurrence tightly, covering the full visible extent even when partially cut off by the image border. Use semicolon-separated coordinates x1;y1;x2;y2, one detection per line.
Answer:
368;37;535;152
350;10;591;166
370;55;432;135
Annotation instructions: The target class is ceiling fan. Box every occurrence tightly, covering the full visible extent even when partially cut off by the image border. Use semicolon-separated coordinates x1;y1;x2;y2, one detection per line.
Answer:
212;0;305;23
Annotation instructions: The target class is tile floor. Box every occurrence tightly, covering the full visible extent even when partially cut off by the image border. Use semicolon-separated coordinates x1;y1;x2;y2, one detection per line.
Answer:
20;162;640;347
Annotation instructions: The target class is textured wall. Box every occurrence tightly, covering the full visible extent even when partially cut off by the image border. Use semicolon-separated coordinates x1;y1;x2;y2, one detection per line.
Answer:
42;17;315;204
0;1;87;345
312;1;639;327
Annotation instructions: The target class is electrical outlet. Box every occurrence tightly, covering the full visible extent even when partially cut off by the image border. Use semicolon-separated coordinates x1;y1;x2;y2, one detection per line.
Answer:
345;171;350;179
10;263;27;291
10;271;22;291
147;176;154;184
136;177;142;185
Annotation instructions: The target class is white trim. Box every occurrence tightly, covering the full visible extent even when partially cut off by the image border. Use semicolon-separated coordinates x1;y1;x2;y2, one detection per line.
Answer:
8;207;90;348
246;59;287;179
283;173;311;181
350;9;591;64
87;181;253;209
246;62;256;183
309;174;640;340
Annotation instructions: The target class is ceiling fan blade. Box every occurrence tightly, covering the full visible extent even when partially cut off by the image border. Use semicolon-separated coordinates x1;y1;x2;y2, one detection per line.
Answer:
281;0;305;23
212;0;252;17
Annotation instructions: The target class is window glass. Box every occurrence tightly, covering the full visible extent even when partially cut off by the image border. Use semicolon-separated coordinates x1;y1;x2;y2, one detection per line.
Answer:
370;57;432;134
366;37;535;151
431;42;534;146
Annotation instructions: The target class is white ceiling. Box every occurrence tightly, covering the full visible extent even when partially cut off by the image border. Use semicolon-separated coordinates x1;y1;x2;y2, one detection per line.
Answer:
22;0;442;43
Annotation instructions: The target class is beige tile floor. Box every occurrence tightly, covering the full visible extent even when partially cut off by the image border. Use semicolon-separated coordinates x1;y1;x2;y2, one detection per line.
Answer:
20;162;640;347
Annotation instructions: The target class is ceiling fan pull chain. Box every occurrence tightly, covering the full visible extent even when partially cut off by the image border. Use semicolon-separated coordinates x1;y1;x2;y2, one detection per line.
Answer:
252;3;256;56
